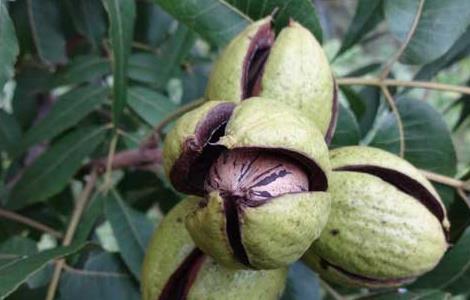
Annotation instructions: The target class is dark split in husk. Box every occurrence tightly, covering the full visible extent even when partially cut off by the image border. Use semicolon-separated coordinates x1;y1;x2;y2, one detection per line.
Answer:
335;165;447;235
238;20;337;142
159;248;206;300
318;257;415;287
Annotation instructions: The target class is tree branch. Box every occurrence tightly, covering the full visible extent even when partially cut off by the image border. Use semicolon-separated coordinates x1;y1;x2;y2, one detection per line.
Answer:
0;208;63;239
381;85;405;157
336;78;470;95
45;170;98;300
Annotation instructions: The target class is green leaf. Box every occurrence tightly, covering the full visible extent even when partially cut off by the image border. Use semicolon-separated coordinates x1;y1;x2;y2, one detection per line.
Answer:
0;237;37;268
410;228;470;292
226;0;323;42
54;55;111;86
20;85;108;151
415;28;470;81
281;262;320;300
59;252;140;300
105;190;153;279
27;0;67;65
330;102;361;149
128;53;167;87
336;0;383;57
0;242;85;299
370;98;457;177
63;0;107;51
127;86;176;126
8;126;107;210
384;0;470;65
0;1;19;91
341;86;381;137
103;0;136;125
135;2;173;47
0;110;22;157
369;98;457;209
152;0;250;47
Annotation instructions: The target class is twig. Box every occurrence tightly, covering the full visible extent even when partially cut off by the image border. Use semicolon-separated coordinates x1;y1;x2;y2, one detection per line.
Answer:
420;169;468;190
0;208;63;239
320;279;346;300
381;85;405;157
92;147;163;173
380;0;425;80
45;170;98;300
336;78;470;95
102;133;119;193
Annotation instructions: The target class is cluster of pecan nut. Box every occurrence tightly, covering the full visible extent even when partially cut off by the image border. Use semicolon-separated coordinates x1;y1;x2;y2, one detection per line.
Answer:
141;16;449;300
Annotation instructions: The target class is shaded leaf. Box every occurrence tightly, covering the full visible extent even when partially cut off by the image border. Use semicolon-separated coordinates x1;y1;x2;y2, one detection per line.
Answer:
410;227;470;292
27;0;67;65
370;98;457;176
345;63;382;77
64;0;107;51
336;0;383;57
0;242;85;298
281;261;320;300
330;102;361;149
0;236;37;268
0;110;22;157
105;190;153;279
103;0;136;125
8;126;107;210
0;1;19;91
12;66;52;130
226;0;323;42
415;27;470;81
369;98;457;207
153;0;250;47
385;0;470;65
20;85;107;151
341;86;381;137
127;86;176;126
135;2;173;47
59;252;140;300
128;53;167;87
54;55;111;86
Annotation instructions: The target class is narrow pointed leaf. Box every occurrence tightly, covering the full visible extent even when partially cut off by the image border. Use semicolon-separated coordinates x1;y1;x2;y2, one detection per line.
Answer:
105;190;153;279
152;0;250;47
27;0;67;65
20;85;107;151
127;86;176;126
336;0;383;57
103;0;136;125
0;242;86;299
8;126;107;210
385;0;470;65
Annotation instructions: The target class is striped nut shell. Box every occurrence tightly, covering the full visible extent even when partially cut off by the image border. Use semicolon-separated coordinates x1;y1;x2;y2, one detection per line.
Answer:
162;98;331;269
141;196;287;300
303;146;449;288
204;16;337;143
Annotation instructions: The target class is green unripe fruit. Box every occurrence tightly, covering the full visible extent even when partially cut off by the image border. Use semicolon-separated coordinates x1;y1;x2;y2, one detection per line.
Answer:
205;16;337;143
162;98;331;269
303;146;449;288
141;197;287;300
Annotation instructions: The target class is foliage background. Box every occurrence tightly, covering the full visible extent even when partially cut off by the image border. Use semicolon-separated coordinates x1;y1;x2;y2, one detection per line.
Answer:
0;0;469;299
